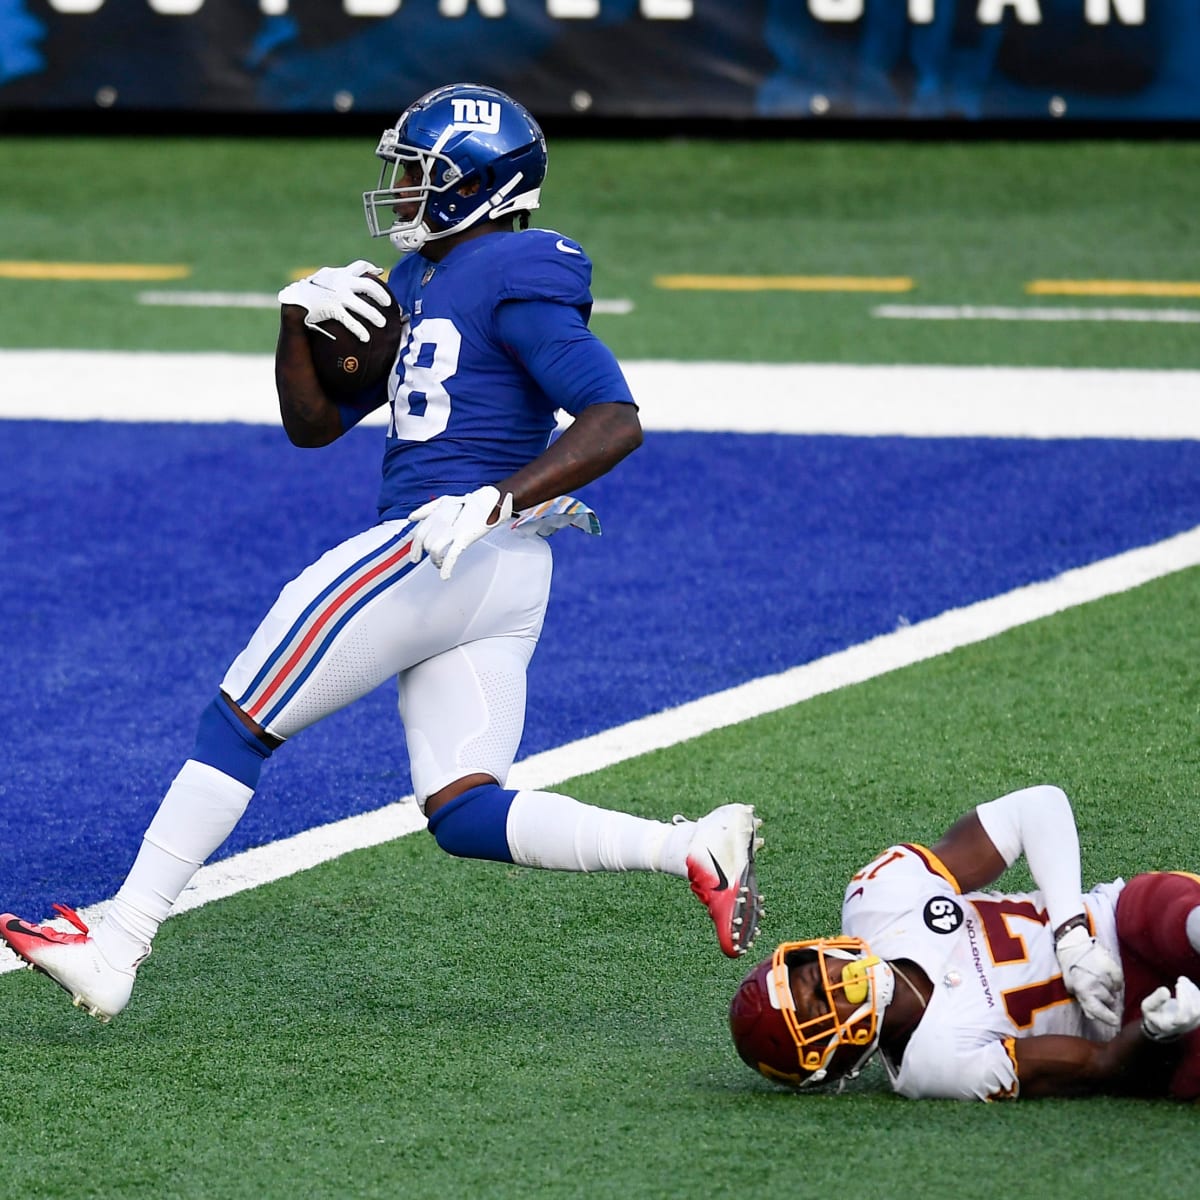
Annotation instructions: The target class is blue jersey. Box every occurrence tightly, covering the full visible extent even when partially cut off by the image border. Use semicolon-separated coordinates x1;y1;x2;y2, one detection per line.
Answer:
341;228;635;521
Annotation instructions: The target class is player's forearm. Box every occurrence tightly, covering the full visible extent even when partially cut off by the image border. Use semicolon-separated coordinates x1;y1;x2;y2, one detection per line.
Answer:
493;402;642;511
975;785;1084;929
1015;1026;1181;1098
275;309;345;447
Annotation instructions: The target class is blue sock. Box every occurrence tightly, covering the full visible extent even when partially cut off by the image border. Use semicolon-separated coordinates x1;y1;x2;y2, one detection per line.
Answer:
426;784;516;863
192;696;275;790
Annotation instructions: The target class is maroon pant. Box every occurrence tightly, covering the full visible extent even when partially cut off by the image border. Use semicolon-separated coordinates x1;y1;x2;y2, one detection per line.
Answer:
1115;871;1200;1099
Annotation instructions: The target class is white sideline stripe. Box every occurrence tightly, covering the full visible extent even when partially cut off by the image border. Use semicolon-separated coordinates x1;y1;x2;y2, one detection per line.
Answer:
874;304;1200;324
136;291;634;316
5;523;1200;975
3;351;1200;440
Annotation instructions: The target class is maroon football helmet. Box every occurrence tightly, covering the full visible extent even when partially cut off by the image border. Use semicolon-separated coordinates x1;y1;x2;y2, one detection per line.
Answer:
729;937;894;1088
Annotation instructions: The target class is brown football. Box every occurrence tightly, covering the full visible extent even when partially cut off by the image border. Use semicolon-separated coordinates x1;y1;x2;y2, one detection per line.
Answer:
308;279;406;395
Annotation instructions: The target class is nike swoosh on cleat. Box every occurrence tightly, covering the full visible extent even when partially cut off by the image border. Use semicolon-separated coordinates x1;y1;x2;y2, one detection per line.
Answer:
708;850;730;891
4;917;54;943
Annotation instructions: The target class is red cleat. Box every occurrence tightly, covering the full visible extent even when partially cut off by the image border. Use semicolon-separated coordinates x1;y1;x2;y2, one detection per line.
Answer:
684;804;765;958
1;905;139;1022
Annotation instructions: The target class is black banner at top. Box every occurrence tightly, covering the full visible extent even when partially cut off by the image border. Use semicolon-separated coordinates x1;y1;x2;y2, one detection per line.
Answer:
1;1;1197;121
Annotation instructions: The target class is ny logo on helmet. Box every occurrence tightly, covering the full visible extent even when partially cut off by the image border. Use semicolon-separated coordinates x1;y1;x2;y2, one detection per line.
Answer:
450;98;501;133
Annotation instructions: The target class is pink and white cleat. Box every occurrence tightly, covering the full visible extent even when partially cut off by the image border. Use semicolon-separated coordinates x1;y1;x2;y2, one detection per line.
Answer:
685;803;764;958
0;904;141;1023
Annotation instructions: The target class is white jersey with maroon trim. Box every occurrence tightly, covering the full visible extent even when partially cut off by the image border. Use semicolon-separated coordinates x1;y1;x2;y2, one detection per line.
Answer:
841;842;1124;1101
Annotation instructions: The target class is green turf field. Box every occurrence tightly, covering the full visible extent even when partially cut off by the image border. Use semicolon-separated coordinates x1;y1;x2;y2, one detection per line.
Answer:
2;137;1199;367
2;135;1199;1198
2;572;1198;1200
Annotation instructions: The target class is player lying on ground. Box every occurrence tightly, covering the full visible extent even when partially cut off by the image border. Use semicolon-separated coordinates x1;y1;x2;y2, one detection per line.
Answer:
0;83;763;1023
730;784;1200;1100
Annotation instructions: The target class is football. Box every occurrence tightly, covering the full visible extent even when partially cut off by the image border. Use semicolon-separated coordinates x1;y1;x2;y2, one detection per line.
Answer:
307;279;406;395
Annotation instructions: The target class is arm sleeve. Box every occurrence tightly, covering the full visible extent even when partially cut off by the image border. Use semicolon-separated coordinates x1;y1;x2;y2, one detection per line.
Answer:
495;298;636;416
975;785;1086;931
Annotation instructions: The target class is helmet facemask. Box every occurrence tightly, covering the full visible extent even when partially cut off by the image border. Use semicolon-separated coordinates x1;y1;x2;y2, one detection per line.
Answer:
364;131;471;253
730;937;895;1090
363;85;546;254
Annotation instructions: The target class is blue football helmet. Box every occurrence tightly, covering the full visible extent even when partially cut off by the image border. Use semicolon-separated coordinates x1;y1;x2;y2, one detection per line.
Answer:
363;82;548;254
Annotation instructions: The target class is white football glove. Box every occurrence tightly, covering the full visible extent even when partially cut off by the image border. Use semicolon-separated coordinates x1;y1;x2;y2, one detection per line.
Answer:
1141;976;1200;1042
278;259;391;343
1055;924;1124;1027
408;486;514;581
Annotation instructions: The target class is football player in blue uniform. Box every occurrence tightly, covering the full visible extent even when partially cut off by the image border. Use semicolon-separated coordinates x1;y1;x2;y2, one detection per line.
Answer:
1;83;763;1022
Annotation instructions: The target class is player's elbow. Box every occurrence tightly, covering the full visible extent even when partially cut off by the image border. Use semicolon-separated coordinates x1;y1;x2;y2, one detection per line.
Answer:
569;401;642;471
607;402;643;459
280;410;342;448
288;426;341;449
618;419;643;461
276;384;345;447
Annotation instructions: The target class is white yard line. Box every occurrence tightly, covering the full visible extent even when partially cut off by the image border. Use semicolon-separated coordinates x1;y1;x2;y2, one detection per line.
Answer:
874;304;1200;324
4;352;1200;439
137;291;281;308
4;521;1199;971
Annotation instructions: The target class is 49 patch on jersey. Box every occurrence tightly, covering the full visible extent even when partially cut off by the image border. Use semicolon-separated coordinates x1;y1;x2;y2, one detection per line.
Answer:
924;896;964;934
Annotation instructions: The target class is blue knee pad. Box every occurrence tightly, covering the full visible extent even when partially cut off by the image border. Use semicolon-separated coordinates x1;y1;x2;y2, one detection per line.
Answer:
426;784;516;863
192;696;275;789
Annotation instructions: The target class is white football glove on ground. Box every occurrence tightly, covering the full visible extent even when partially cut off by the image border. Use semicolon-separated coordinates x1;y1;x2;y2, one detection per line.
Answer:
278;260;391;343
1141;976;1200;1041
1055;924;1124;1027
408;486;514;580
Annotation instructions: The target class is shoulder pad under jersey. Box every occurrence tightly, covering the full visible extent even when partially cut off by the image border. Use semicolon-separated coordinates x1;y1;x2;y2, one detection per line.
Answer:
492;228;593;307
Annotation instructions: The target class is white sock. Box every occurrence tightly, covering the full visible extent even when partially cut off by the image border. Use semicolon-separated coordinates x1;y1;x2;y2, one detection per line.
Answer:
93;760;253;972
1186;907;1200;956
504;790;694;875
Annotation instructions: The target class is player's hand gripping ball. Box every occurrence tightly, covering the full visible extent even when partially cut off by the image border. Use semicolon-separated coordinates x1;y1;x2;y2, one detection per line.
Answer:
279;261;407;395
308;282;406;395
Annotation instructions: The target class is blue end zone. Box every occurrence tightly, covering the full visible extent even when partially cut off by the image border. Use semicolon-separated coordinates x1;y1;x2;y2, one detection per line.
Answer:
3;419;1199;917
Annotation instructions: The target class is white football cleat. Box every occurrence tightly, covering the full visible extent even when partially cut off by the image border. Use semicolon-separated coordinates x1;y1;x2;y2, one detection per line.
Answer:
684;803;764;958
0;904;141;1023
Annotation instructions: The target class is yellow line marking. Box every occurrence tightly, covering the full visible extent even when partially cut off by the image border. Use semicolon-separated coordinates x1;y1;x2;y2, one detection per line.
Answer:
654;274;914;293
1028;279;1200;298
0;262;191;281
